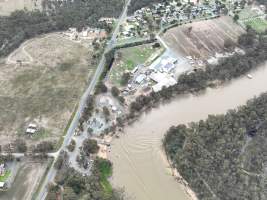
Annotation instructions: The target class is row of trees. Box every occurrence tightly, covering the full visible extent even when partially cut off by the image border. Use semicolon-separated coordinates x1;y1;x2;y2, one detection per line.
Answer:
128;28;267;118
0;139;55;154
33;141;55;153
128;0;168;14
78;95;95;132
0;139;27;153
0;0;124;57
163;92;267;200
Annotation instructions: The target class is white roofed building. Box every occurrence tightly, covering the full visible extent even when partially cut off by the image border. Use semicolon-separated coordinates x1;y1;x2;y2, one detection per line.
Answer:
0;182;5;188
28;123;37;129
26;123;38;134
26;128;36;134
150;72;177;92
152;78;177;92
150;72;168;83
135;74;146;84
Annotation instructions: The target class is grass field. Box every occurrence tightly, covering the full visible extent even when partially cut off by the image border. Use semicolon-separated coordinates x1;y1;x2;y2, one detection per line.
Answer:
97;159;113;194
0;170;11;182
109;44;155;86
0;33;94;146
244;18;267;33
0;0;42;16
238;7;263;20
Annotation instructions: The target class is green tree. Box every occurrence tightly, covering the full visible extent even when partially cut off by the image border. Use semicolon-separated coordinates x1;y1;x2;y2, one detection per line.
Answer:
233;14;239;22
15;139;27;153
95;81;108;94
111;86;120;97
82;139;99;155
67;139;76;152
103;106;110;117
63;186;76;200
120;72;131;86
118;96;125;104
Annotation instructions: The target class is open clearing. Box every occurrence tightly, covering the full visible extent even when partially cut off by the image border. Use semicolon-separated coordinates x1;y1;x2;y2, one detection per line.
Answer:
0;159;48;200
238;6;267;33
0;0;42;16
109;44;164;86
244;18;267;33
238;7;264;20
0;33;94;145
162;16;245;60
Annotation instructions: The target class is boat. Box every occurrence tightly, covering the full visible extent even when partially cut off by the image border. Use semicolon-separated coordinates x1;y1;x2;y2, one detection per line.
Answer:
247;74;253;79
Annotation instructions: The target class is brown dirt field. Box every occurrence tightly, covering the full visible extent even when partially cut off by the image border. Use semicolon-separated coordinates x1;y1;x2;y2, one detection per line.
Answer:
0;33;94;146
0;160;48;200
0;0;42;16
162;16;245;60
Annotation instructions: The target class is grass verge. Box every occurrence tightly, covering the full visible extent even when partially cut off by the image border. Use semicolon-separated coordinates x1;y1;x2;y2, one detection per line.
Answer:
54;104;78;150
0;170;11;182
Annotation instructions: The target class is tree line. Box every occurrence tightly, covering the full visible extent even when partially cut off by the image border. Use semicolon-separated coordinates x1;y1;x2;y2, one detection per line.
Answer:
128;28;267;119
163;92;267;200
128;0;169;14
0;0;124;57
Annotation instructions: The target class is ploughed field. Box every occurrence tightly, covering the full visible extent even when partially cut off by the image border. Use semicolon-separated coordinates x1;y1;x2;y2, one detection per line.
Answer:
162;16;245;60
0;33;94;146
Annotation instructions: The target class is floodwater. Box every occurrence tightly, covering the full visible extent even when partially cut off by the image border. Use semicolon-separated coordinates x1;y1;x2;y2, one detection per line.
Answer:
109;63;267;200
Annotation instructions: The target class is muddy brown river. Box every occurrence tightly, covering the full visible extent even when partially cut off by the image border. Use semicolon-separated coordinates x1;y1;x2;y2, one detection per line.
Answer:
109;63;267;200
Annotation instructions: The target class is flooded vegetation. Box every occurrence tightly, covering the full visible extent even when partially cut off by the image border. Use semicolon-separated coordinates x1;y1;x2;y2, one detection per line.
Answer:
164;92;267;200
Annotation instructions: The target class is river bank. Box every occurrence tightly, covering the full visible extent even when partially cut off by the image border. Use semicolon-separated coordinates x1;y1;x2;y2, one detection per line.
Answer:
160;150;198;200
108;62;267;200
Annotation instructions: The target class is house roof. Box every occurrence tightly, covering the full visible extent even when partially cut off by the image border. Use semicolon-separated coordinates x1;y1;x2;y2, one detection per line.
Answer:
28;123;37;129
152;77;177;92
26;128;36;134
135;74;146;83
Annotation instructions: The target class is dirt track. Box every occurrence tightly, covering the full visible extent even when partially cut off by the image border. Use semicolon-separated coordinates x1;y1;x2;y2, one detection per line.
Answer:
0;33;94;146
162;16;245;60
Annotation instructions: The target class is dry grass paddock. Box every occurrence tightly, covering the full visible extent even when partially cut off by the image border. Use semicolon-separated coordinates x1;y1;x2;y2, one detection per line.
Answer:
0;33;95;145
0;0;42;16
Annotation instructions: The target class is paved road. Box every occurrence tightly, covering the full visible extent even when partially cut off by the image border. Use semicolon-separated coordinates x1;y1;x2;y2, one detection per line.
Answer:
0;153;25;158
36;1;131;199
